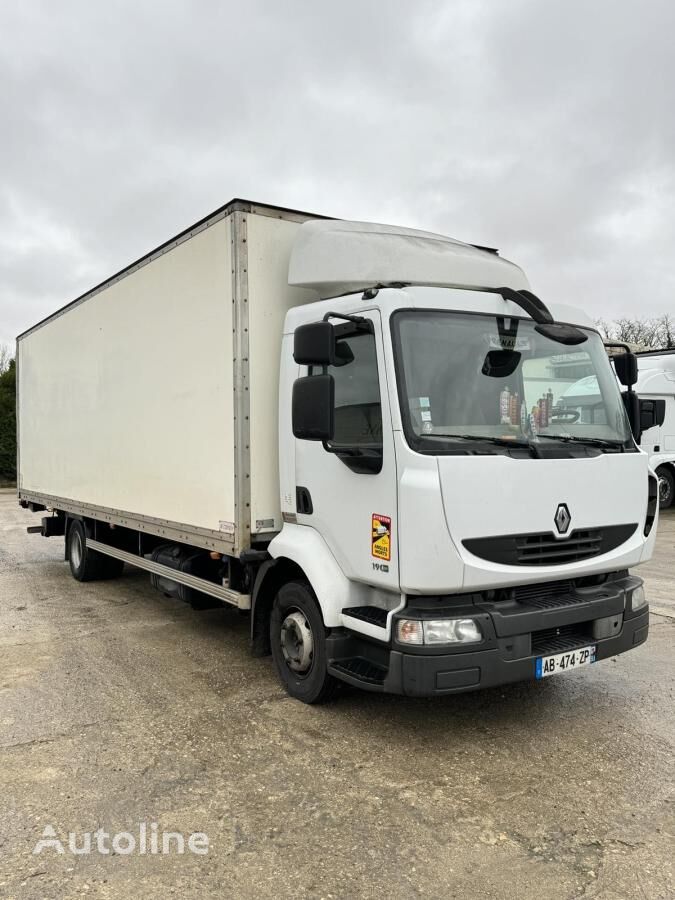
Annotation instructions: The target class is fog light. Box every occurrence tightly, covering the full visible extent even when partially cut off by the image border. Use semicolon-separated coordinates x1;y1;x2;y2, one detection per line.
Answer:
423;618;482;645
631;585;647;612
397;619;424;644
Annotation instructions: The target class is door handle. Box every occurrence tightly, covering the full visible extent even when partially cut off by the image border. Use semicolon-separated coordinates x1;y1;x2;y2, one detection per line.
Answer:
296;486;313;515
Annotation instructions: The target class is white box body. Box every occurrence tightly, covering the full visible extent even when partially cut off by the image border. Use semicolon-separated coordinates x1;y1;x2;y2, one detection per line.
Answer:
17;202;318;554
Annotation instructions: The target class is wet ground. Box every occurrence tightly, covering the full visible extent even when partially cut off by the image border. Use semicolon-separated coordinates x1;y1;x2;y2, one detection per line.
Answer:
0;489;673;899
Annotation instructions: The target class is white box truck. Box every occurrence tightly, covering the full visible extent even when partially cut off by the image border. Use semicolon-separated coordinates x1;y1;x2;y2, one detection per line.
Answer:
635;349;675;508
17;199;659;702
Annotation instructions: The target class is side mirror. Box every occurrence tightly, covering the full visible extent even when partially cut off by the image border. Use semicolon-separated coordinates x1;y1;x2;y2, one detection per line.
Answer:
534;322;587;345
333;340;355;367
292;374;335;441
293;322;336;366
613;352;638;387
639;398;666;432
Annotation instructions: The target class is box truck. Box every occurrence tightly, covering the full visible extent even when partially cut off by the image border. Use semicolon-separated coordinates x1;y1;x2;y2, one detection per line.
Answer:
17;199;659;702
634;349;675;508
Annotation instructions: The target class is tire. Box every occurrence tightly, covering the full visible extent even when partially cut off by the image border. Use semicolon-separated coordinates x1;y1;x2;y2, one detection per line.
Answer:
270;580;339;704
67;520;124;582
657;466;675;510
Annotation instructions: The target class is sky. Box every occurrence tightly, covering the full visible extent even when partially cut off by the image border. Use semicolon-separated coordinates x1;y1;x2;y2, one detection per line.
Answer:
1;0;674;348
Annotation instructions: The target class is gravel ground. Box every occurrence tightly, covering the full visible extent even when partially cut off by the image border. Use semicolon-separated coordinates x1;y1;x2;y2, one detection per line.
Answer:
0;490;673;899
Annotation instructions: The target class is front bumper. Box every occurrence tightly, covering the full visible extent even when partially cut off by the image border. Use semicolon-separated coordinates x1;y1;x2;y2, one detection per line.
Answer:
328;574;649;697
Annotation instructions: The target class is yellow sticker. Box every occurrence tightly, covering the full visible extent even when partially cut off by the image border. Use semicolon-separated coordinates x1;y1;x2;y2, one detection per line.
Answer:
371;514;392;561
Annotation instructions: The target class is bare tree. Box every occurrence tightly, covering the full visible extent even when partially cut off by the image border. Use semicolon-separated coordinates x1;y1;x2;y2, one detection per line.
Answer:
0;343;12;375
595;319;612;340
657;314;675;349
594;316;675;351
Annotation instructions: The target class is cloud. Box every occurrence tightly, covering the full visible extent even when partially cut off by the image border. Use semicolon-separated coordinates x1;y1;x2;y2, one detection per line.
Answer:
1;0;674;347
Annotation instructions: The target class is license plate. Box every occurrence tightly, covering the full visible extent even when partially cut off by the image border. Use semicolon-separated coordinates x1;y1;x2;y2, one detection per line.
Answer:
535;645;596;679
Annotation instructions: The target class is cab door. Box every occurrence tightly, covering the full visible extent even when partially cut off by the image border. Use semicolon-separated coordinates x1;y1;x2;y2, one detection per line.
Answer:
294;311;399;590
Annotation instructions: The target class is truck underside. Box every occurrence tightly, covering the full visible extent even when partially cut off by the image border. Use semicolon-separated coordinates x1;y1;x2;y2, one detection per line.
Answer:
21;497;650;700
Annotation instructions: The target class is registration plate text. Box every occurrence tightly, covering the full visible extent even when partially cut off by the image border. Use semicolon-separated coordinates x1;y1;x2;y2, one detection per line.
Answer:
535;645;596;679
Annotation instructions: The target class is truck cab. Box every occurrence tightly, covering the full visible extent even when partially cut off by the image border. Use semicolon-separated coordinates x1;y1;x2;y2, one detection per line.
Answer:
259;220;656;701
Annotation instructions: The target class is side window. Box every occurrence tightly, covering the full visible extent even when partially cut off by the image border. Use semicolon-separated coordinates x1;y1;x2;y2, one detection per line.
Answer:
328;331;382;448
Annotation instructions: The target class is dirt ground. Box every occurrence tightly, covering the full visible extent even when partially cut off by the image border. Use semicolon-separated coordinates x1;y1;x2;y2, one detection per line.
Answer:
0;489;673;899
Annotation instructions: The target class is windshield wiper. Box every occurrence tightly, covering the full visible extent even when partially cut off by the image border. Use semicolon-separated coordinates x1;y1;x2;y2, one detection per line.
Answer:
536;434;625;450
431;434;531;448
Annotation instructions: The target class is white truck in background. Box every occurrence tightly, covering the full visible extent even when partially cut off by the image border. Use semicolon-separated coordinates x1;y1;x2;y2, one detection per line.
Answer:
561;347;673;508
635;349;675;508
17;199;660;703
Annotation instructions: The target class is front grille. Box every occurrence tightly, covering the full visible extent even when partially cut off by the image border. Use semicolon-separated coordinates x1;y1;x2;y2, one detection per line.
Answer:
517;529;602;565
532;623;594;655
463;524;637;567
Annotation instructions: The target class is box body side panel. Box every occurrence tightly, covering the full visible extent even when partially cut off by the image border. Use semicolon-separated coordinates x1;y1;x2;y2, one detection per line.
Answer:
18;218;236;534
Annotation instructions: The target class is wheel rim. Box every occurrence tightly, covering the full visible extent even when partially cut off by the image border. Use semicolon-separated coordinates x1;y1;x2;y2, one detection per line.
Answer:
280;609;314;675
71;530;83;569
659;475;672;505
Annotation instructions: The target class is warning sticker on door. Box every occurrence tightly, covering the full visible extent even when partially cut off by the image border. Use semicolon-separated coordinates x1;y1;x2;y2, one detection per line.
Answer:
371;514;392;561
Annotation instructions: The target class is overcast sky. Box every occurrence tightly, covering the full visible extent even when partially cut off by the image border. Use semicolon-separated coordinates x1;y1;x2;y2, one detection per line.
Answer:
1;0;674;347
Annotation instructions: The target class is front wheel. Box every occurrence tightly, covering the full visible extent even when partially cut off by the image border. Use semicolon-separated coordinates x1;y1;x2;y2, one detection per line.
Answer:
270;581;339;704
657;466;674;510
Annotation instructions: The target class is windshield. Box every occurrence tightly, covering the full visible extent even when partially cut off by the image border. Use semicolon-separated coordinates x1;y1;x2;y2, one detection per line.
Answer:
392;311;633;453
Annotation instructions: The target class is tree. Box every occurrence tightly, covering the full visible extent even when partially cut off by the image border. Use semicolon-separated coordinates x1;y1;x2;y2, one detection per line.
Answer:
0;342;12;375
0;356;17;482
595;315;675;351
659;314;675;349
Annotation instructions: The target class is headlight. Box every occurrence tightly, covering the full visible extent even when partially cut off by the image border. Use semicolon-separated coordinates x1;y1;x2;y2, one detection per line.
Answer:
631;585;647;612
397;618;482;645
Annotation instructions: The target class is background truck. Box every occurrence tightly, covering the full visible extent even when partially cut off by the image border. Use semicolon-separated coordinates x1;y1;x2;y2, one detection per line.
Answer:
559;349;675;509
17;199;659;702
634;349;675;508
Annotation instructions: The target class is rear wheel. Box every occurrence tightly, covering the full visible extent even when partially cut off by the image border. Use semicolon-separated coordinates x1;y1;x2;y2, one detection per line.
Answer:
270;580;339;704
657;466;674;510
67;520;124;581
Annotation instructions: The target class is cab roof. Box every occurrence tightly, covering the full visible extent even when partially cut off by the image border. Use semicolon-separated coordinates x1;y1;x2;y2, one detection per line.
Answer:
288;219;529;299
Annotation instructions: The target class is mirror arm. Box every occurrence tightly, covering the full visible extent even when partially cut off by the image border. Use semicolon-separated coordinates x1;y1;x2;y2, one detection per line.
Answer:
498;287;553;325
322;312;368;324
322;312;374;339
496;287;587;346
604;340;632;354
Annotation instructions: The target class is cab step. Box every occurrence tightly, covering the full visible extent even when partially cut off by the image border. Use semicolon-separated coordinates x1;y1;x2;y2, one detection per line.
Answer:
329;657;388;688
341;606;388;627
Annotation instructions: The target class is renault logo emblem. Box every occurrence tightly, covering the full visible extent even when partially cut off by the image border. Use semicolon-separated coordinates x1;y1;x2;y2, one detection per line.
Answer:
554;503;571;535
